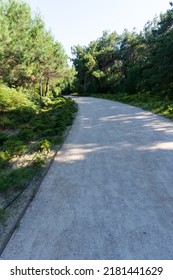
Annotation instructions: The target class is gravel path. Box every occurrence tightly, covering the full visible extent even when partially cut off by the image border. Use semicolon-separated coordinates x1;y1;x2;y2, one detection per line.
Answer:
1;97;173;259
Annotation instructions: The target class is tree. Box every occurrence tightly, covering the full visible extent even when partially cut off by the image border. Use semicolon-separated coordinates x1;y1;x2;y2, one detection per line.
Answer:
119;29;146;93
0;0;33;86
72;4;173;97
0;0;69;96
72;31;121;94
140;6;173;94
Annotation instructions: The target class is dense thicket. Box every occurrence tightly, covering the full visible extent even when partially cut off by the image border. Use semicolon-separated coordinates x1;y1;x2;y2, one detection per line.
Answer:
72;4;173;98
0;0;72;96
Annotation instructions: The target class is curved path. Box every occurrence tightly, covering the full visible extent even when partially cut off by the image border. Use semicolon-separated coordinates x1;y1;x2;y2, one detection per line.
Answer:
1;97;173;259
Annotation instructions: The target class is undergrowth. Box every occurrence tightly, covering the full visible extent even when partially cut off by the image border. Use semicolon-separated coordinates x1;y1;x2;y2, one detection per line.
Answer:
0;86;77;209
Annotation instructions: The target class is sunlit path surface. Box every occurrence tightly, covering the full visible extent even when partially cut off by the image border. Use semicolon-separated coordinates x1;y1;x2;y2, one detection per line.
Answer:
1;97;173;259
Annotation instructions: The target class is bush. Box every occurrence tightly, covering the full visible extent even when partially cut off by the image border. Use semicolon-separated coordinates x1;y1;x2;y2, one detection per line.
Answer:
0;115;14;129
0;85;36;112
9;107;36;124
0;94;77;195
167;105;173;114
0;151;10;168
18;127;34;143
32;155;45;167
4;139;27;156
0;133;8;145
0;167;36;193
41;96;53;107
35;139;51;153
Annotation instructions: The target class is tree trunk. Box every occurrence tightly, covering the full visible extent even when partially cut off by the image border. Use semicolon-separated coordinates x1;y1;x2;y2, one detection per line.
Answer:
45;77;50;96
83;76;87;95
40;79;43;98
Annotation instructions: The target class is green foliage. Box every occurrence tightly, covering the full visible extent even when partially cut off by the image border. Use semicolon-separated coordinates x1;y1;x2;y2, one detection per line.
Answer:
72;5;173;99
0;115;14;128
12;107;36;123
0;1;77;210
0;95;77;198
0;133;8;145
0;85;36;111
18;126;34;143
36;139;51;153
29;97;77;139
0;166;36;193
167;105;173;114
32;155;45;167
0;151;10;168
3;138;27;156
41;96;54;107
72;31;121;94
0;0;70;95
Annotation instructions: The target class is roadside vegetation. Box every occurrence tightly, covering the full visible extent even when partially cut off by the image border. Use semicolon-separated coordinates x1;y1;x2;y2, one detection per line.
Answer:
0;84;77;213
0;0;77;218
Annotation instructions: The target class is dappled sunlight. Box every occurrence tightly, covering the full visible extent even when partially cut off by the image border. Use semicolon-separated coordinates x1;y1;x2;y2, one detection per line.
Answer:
83;126;92;129
54;97;173;167
99;111;173;135
58;143;107;163
143;122;173;134
56;142;134;164
99;112;154;123
137;141;173;151
55;138;173;166
81;117;90;121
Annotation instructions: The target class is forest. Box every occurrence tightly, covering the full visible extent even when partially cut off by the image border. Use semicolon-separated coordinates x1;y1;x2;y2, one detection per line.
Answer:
72;3;173;117
0;0;173;216
72;3;173;96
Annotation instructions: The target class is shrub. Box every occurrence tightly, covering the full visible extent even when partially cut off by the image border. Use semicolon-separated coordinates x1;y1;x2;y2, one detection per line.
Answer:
10;107;36;124
18;127;34;143
41;96;53;107
0;85;36;111
0;115;14;129
0;151;10;169
32;155;45;167
4;139;27;156
0;167;36;193
0;133;8;145
0;84;77;198
36;139;51;153
167;105;173;114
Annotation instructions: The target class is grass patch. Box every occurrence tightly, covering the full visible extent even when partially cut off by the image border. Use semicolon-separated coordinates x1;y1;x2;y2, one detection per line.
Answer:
91;92;173;119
